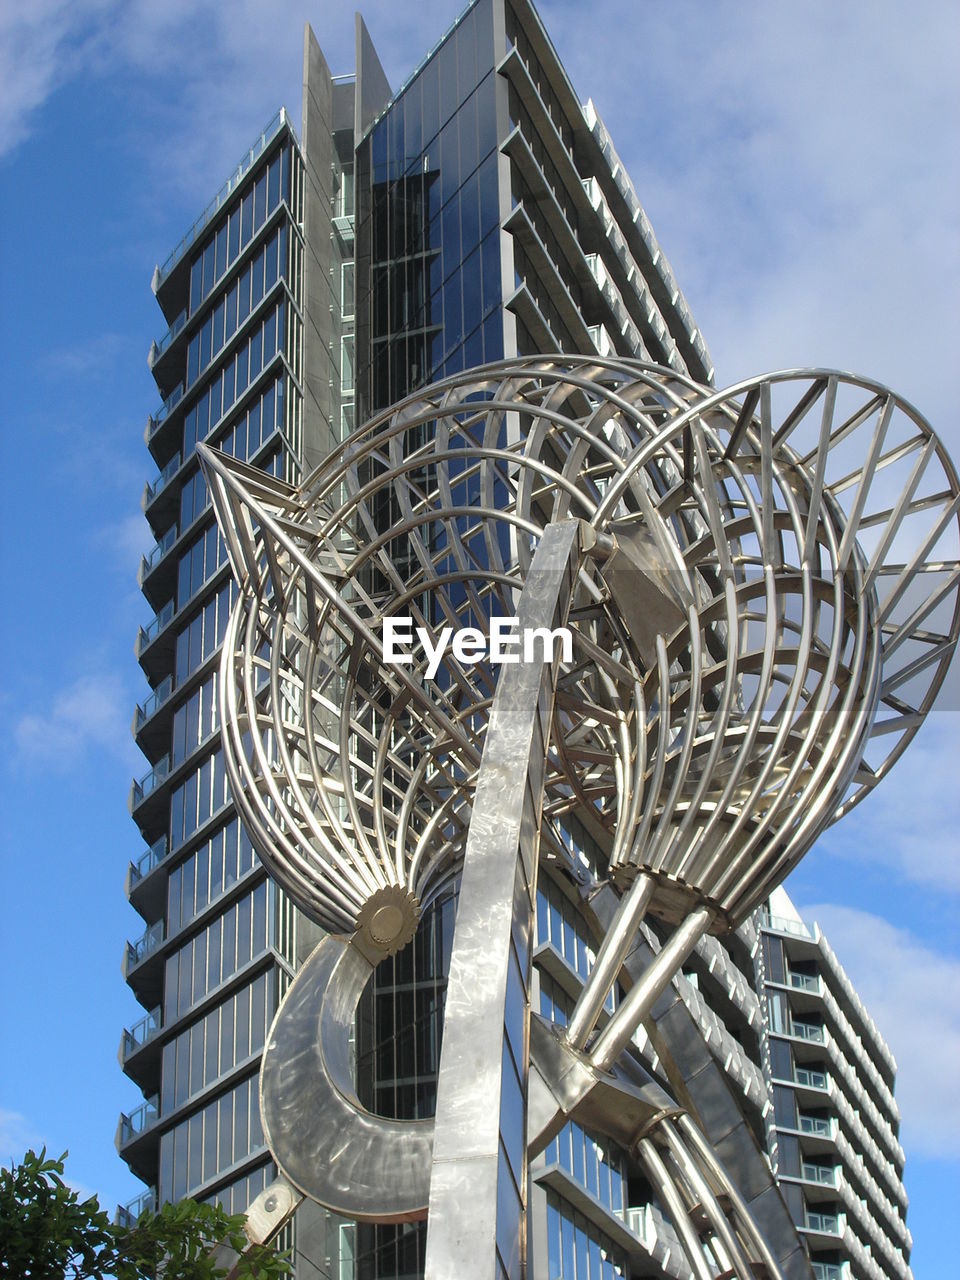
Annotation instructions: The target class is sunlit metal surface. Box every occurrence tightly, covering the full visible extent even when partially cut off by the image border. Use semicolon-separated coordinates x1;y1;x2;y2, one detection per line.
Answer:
200;356;959;1279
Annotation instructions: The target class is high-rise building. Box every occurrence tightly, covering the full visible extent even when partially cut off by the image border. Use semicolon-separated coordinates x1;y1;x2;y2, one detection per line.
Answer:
757;891;912;1280
120;107;314;1225
118;4;912;1278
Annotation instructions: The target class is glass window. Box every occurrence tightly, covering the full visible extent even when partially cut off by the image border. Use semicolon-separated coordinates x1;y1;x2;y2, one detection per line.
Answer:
341;335;355;391
341;262;355;318
215;226;227;281
252;253;265;307
228;208;240;262
189;258;203;315
201;243;214;298
254;173;267;231
268;155;281;211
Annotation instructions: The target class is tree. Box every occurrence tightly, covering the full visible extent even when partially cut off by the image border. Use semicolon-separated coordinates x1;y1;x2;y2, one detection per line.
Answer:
0;1149;291;1280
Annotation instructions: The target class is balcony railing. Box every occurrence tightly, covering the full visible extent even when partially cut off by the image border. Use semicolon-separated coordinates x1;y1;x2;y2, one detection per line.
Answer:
154;107;290;289
332;213;354;241
791;1019;825;1043
799;1114;834;1138
117;1187;157;1227
129;835;169;887
125;920;164;972
794;1066;829;1090
121;1007;162;1060
118;1096;159;1146
149;308;188;367
802;1162;839;1187
811;1262;845;1280
805;1210;841;1235
130;755;171;809
135;599;175;657
143;452;181;507
761;910;814;940
147;383;184;439
134;676;173;732
788;971;821;993
138;525;177;584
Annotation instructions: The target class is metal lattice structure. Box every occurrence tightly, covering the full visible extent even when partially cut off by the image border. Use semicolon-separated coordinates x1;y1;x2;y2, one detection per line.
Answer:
198;357;959;1279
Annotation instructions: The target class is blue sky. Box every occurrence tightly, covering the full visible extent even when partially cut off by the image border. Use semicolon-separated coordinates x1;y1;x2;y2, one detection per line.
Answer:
0;0;957;1272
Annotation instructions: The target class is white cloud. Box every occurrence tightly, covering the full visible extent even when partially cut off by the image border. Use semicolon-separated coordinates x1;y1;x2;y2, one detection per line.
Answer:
798;904;960;1159
92;513;151;577
0;1107;40;1163
0;1110;98;1202
540;0;960;445
0;1;114;157
39;332;129;380
818;716;960;894
13;673;132;769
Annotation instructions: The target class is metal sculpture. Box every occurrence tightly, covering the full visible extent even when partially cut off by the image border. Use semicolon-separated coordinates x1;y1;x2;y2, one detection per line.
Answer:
198;357;959;1279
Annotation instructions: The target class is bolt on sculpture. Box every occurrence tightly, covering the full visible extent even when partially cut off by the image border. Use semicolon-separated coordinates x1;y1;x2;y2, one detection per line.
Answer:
198;357;959;1279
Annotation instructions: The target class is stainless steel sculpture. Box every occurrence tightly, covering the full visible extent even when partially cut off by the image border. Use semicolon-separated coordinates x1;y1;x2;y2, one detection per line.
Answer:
198;357;959;1279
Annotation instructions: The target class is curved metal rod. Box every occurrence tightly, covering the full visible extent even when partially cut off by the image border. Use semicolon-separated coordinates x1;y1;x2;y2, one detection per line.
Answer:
636;1137;715;1280
259;934;433;1221
658;1118;757;1280
678;1113;786;1280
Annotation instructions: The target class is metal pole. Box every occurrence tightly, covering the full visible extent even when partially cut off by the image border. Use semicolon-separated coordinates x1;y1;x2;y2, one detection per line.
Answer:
423;521;583;1280
589;906;711;1073
563;872;655;1050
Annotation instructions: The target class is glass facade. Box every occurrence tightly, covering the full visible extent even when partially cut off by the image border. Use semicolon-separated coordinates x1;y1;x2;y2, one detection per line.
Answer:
355;0;503;420
122;115;311;1223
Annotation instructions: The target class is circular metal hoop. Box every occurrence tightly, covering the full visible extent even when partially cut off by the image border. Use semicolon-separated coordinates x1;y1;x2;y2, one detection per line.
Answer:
201;357;960;934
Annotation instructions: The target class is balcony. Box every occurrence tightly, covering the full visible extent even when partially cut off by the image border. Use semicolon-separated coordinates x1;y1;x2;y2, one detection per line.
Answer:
129;755;170;813
136;600;175;658
128;834;169;889
123;920;165;1009
147;383;183;438
332;212;354;243
138;524;177;585
134;675;173;735
124;920;164;976
800;1114;835;1139
116;1186;157;1228
116;1097;161;1184
117;1095;158;1148
127;835;169;921
802;1161;839;1188
119;1003;164;1094
791;1019;825;1043
811;1264;846;1280
134;674;175;764
135;600;176;687
149;306;188;374
142;451;182;516
794;1066;829;1091
762;910;815;941
788;971;822;994
139;526;180;610
120;1007;162;1063
804;1210;842;1236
